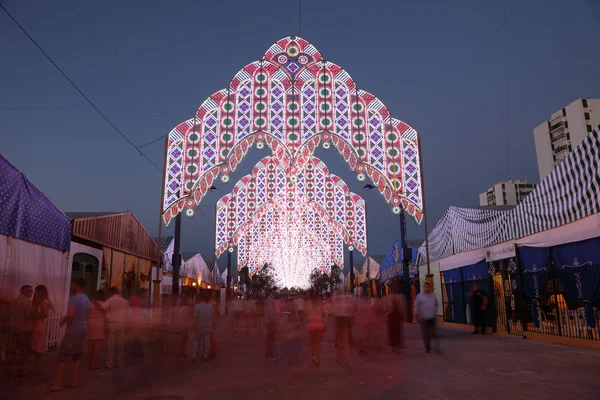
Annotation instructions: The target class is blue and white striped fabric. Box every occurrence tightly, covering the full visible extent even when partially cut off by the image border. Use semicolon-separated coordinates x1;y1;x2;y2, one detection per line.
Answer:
419;125;600;264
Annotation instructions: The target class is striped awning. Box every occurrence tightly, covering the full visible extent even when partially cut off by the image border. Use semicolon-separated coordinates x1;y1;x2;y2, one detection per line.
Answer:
419;125;600;264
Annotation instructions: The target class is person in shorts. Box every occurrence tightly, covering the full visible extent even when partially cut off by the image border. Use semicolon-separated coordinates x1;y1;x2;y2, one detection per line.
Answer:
46;278;90;392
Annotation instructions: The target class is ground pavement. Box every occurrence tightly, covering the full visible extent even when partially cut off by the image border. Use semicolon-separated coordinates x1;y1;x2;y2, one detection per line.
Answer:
2;319;600;400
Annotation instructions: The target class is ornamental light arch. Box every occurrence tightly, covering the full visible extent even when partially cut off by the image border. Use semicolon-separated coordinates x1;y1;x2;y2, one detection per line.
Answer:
237;201;343;279
215;155;367;257
162;36;424;226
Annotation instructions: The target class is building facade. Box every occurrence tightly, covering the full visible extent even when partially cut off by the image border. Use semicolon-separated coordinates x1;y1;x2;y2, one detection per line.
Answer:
479;179;536;206
534;98;600;180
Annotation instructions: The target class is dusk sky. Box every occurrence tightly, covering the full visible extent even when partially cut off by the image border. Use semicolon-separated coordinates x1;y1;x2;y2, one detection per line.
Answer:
2;0;599;266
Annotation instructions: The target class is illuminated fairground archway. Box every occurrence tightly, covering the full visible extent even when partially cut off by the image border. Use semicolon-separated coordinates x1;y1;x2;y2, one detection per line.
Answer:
162;36;424;226
215;155;367;256
237;202;342;279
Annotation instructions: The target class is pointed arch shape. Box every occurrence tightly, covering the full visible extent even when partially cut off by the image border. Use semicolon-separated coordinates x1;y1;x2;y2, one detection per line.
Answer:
215;155;367;257
236;201;343;276
163;36;423;226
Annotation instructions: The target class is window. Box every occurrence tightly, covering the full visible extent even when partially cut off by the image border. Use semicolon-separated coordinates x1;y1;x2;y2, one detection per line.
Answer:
585;112;590;120
553;155;556;162
588;125;593;132
565;121;569;128
562;108;567;117
566;132;570;140
582;99;588;108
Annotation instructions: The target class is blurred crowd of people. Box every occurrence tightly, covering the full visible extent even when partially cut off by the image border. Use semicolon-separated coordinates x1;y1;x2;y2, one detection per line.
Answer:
0;278;218;392
1;277;440;392
228;286;435;368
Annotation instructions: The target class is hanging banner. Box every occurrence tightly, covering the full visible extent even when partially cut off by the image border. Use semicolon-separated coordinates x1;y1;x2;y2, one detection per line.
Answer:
379;241;419;282
486;243;516;262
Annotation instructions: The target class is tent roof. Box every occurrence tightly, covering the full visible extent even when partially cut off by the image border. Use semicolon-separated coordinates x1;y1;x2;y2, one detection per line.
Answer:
205;259;218;272
65;211;124;219
151;236;174;253
419;125;600;265
369;255;387;266
182;252;198;262
0;153;71;252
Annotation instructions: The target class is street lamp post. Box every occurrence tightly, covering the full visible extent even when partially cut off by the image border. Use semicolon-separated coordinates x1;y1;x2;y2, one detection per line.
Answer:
226;247;232;308
172;213;182;298
348;245;354;295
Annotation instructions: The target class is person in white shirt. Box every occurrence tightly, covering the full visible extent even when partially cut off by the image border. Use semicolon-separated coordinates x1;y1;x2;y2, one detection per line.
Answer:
103;287;129;368
414;282;440;354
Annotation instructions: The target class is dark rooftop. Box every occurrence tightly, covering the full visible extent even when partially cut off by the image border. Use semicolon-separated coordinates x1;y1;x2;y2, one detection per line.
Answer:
65;211;125;219
151;236;174;253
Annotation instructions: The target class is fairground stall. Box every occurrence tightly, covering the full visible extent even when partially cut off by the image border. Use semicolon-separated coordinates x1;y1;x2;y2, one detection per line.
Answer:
0;153;72;350
66;212;160;301
418;126;600;345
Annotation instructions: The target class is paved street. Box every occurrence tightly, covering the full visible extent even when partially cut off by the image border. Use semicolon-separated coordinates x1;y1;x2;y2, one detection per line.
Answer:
2;321;600;400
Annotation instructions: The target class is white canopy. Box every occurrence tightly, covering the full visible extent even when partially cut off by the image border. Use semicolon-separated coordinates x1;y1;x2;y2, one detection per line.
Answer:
360;256;382;280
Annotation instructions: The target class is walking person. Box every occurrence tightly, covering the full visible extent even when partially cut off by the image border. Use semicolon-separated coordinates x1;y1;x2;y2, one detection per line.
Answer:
333;294;351;368
103;287;129;369
30;285;52;373
415;282;440;354
306;293;325;366
173;295;194;360
129;295;152;364
468;284;488;334
265;288;278;362
295;295;306;329
7;285;34;377
189;290;214;362
386;289;405;353
86;290;106;370
46;278;90;392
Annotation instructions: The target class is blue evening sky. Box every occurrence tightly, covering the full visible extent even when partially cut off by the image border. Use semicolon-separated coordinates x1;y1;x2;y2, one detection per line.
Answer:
1;0;599;265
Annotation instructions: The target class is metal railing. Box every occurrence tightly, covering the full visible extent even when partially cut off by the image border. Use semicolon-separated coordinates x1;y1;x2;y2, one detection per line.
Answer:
441;262;600;341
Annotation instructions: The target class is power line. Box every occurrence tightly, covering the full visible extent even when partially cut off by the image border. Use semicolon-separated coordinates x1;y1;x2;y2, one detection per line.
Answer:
137;133;167;149
64;0;115;68
1;3;162;172
418;0;524;133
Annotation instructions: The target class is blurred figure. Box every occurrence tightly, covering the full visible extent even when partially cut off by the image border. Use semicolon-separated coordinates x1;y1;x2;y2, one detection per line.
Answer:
46;278;90;392
104;287;129;369
189;290;214;362
280;313;302;365
306;293;325;366
230;296;244;334
130;295;152;364
86;290;106;370
0;296;9;362
254;296;266;335
415;282;440;354
243;295;254;334
333;294;351;368
265;288;278;362
387;288;405;353
173;295;194;360
370;297;384;351
7;285;33;377
356;297;372;356
30;285;51;373
158;295;171;355
295;295;305;329
467;284;488;334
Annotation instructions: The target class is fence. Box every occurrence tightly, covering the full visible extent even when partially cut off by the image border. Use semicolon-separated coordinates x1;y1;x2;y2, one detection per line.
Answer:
441;256;600;341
